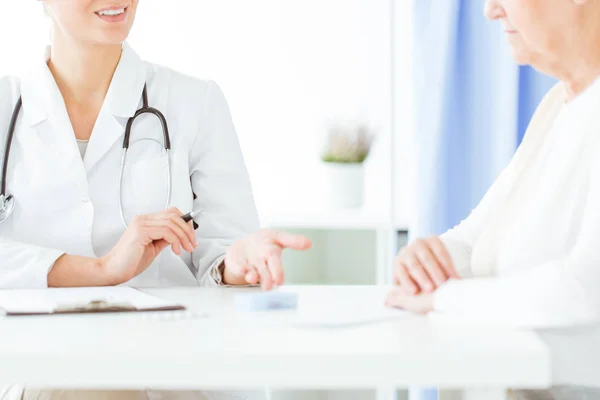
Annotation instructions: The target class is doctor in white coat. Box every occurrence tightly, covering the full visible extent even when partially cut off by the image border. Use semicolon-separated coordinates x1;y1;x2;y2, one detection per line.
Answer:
0;0;311;398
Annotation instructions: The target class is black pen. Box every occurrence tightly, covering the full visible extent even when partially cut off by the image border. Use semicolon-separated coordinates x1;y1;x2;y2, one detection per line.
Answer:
181;209;204;229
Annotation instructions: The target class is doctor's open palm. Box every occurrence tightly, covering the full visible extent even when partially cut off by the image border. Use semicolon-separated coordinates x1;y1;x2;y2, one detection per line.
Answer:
223;229;312;290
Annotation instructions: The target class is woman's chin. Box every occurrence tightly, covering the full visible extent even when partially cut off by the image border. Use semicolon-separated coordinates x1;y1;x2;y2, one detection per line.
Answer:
509;48;534;66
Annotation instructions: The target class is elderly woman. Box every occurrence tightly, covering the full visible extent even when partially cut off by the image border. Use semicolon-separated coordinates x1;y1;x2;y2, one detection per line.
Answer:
387;0;600;398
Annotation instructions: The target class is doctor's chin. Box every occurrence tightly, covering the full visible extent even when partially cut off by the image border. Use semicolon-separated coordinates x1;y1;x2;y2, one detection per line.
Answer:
0;1;599;400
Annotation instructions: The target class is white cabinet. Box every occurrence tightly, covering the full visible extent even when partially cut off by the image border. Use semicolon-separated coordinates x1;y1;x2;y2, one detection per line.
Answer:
262;211;409;286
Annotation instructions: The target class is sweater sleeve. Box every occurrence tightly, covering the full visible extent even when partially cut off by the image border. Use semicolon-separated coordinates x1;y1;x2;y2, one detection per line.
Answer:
440;83;564;278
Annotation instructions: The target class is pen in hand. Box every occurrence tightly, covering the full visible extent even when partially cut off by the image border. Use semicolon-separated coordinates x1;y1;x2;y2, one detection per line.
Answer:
181;209;204;230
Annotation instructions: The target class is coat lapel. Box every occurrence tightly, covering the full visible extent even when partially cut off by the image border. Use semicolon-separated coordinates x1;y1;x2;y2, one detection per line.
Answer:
84;42;147;172
19;42;147;191
20;47;89;193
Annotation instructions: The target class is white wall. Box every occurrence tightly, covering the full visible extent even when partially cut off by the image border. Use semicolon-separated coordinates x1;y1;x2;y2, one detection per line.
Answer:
0;2;49;74
393;0;416;231
128;0;411;225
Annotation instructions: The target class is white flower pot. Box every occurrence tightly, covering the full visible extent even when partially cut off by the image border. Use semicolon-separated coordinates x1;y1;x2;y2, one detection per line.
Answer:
322;162;364;209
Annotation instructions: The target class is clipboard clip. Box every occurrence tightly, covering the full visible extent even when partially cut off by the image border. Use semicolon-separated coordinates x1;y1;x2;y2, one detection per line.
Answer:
54;299;137;313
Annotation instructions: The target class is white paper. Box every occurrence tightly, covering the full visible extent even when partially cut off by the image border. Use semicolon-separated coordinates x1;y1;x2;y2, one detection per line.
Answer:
283;286;407;327
0;287;180;314
294;307;405;328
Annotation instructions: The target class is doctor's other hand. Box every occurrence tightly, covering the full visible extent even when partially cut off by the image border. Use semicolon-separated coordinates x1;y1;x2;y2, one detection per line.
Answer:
223;229;312;290
100;208;197;284
393;236;458;294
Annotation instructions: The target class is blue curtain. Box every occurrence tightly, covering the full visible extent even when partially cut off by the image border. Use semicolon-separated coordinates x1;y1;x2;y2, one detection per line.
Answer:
409;1;555;399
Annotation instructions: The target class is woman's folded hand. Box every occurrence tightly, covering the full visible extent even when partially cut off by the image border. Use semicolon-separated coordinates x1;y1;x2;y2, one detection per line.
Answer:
393;236;459;294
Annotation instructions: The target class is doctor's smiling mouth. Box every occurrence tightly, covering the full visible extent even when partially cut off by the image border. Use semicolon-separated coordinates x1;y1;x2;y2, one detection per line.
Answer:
94;4;130;23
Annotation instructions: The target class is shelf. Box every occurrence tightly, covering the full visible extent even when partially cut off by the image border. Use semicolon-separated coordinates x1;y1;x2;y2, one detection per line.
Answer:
259;208;408;231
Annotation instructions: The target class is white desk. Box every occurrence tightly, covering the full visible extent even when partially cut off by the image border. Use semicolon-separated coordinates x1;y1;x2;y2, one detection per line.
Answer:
0;286;551;400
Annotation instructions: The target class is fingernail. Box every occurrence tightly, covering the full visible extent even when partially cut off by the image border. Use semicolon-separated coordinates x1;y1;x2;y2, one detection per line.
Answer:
425;283;433;292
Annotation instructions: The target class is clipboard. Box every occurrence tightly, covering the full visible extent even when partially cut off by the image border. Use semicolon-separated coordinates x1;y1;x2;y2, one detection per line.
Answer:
0;287;186;316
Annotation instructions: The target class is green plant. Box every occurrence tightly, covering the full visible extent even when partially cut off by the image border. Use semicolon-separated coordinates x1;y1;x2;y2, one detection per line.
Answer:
321;122;374;163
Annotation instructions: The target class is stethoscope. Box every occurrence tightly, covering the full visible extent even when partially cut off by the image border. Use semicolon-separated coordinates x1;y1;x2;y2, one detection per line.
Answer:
0;84;172;228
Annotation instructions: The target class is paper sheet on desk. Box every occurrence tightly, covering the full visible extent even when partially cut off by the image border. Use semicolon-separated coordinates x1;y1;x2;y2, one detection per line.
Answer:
293;307;406;328
285;286;407;328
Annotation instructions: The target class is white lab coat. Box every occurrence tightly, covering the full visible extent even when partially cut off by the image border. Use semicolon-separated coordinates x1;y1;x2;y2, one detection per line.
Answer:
0;42;259;289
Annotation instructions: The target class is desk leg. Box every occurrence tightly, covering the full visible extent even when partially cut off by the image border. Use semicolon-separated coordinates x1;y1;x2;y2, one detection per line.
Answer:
463;388;508;400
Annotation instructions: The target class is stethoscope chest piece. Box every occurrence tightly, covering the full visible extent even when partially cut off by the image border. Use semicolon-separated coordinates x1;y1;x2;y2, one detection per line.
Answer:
0;194;15;222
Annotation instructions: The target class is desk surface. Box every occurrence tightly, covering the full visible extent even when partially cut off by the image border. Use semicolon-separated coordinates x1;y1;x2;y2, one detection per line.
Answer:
0;286;550;390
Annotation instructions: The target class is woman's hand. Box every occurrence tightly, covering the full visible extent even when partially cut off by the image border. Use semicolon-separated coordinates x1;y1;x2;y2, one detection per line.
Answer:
223;229;312;290
393;236;458;294
100;207;197;285
385;288;434;315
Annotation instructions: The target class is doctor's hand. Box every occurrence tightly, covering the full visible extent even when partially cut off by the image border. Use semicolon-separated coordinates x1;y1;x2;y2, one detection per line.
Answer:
100;208;197;284
223;229;312;290
393;236;458;295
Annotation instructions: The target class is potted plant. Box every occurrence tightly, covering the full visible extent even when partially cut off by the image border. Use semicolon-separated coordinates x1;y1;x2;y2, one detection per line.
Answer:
321;121;374;209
